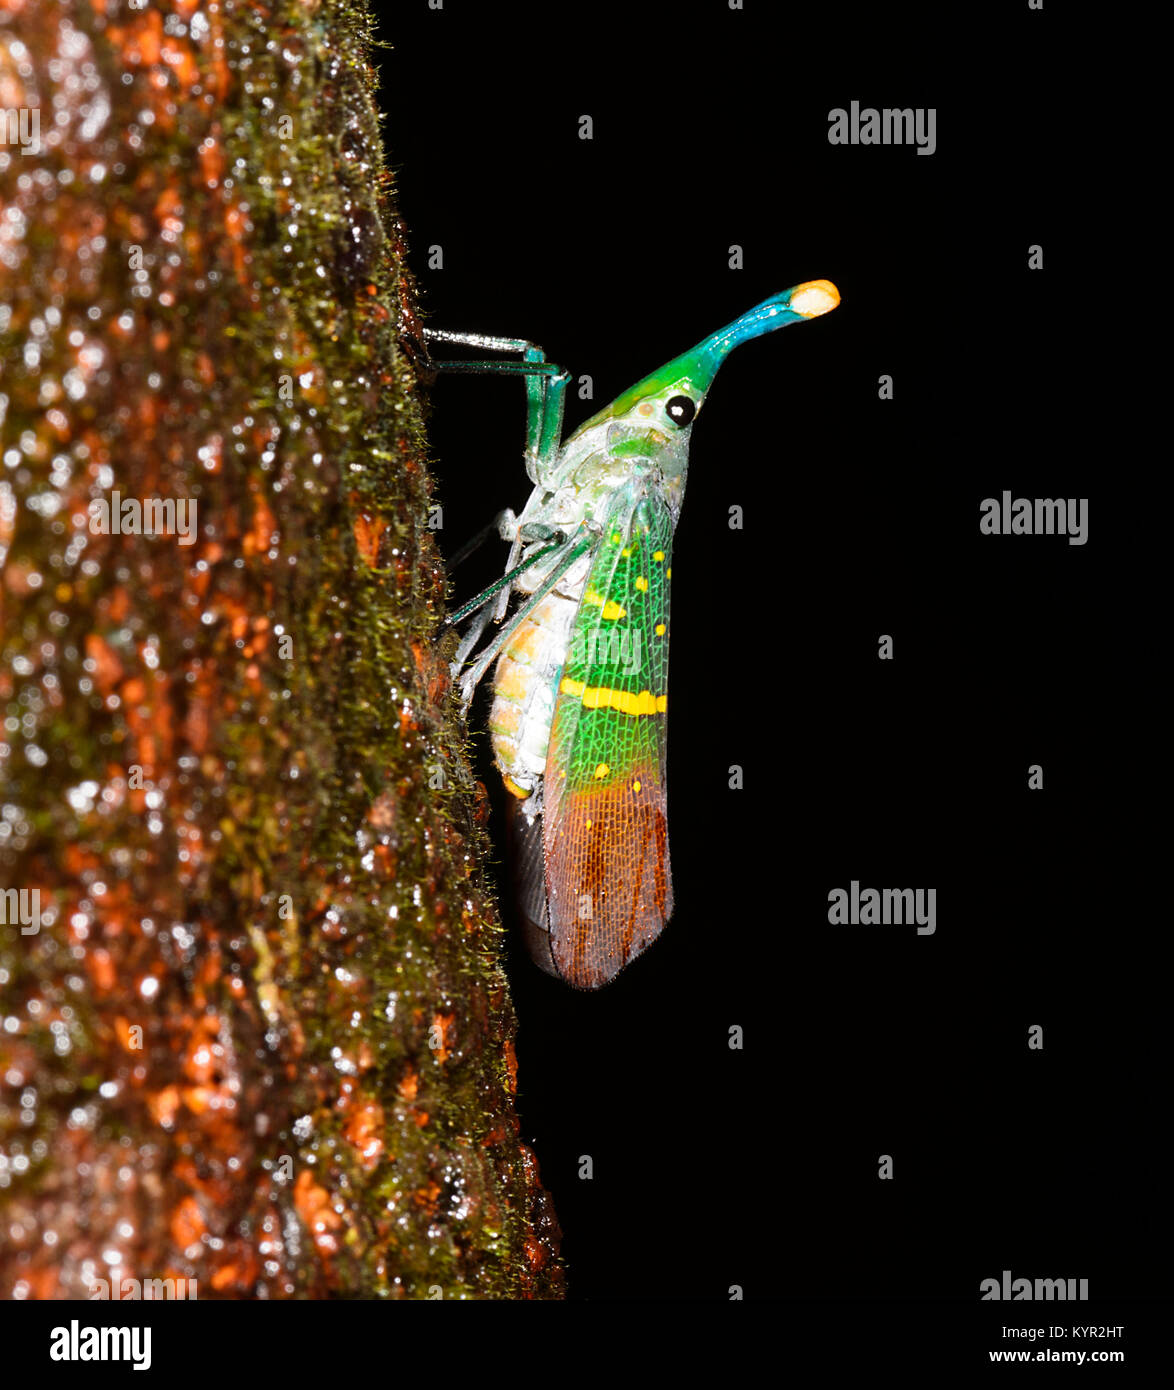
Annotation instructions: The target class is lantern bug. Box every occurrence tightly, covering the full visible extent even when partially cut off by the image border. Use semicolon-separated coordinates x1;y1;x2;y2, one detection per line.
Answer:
425;281;840;988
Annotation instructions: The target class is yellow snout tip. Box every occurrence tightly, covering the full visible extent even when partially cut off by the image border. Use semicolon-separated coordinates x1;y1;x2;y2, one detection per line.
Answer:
791;280;841;318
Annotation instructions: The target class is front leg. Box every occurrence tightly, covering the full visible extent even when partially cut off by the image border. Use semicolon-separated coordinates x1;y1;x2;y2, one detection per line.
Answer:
421;328;569;487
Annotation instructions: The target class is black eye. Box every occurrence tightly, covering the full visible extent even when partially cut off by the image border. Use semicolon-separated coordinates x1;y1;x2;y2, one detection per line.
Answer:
665;395;696;428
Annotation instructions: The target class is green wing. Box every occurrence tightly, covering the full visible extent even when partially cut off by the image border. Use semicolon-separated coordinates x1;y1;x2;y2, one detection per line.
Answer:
539;480;674;988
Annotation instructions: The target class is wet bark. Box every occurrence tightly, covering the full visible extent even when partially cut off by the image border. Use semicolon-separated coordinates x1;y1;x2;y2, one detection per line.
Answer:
0;0;562;1298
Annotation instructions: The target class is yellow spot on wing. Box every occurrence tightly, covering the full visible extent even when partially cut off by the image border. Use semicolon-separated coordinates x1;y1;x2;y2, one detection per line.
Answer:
653;550;665;561
635;576;648;592
594;763;609;779
655;623;666;636
601;600;626;620
632;780;641;793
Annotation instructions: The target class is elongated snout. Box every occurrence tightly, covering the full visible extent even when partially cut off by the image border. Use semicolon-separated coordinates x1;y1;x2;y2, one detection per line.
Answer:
691;279;840;391
570;280;841;440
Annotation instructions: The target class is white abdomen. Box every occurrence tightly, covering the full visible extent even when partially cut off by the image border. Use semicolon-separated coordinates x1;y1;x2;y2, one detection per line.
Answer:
489;589;579;798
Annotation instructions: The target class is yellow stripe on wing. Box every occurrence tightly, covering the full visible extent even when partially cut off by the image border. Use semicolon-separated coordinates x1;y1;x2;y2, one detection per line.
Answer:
558;677;667;715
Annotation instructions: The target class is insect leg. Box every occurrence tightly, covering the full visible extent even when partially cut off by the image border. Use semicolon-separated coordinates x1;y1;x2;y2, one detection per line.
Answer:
455;528;597;711
445;530;569;628
450;603;496;684
529;361;568;487
421;328;570;487
447;527;574;682
422;330;542;355
447;508;518;572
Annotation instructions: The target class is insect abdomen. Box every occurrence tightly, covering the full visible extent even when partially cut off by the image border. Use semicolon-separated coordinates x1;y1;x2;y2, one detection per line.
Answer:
488;589;578;797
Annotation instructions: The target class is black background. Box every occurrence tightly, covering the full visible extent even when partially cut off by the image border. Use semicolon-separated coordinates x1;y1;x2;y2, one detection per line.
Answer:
379;1;1157;1305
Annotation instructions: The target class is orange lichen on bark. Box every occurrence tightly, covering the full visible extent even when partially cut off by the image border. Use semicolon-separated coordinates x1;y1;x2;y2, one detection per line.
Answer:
294;1171;343;1258
353;511;386;569
170;1195;207;1252
343;1099;386;1172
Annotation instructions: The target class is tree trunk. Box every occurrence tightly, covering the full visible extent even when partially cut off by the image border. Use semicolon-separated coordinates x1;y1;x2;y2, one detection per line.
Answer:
0;0;562;1298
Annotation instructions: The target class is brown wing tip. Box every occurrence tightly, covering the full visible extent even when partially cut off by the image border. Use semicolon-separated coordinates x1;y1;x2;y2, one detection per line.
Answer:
507;792;673;989
547;902;671;989
543;784;673;990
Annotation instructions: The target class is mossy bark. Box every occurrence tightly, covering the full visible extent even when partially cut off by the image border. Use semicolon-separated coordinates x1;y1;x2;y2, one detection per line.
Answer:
0;0;562;1297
